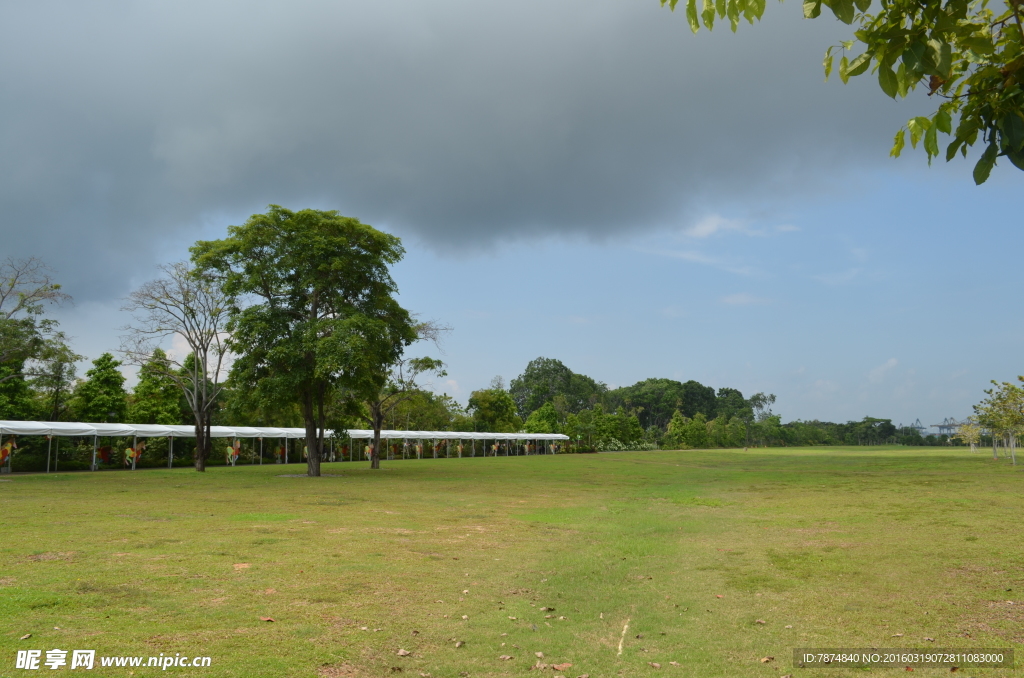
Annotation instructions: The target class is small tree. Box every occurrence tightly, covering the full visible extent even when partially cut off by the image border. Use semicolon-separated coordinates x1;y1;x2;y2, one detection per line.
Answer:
953;417;982;453
121;262;231;471
128;348;184;425
70;353;129;423
356;351;446;470
29;333;81;421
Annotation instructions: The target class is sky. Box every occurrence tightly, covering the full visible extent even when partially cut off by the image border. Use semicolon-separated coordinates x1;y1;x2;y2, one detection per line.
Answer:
1;0;1020;430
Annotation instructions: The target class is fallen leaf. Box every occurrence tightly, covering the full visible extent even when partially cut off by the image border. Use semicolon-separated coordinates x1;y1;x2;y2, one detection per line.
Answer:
893;633;904;637
760;656;774;663
455;641;464;648
259;617;275;622
559;616;566;620
577;675;590;678
950;667;959;672
715;595;723;598
411;630;419;636
905;668;913;672
390;667;403;673
535;652;544;658
669;661;680;666
785;625;793;629
397;649;411;657
781;675;793;678
636;633;644;639
755;619;766;624
545;614;554;619
19;634;31;640
461;615;468;620
420;674;431;677
264;588;276;594
508;616;517;620
233;563;250;570
499;655;512;660
649;662;662;668
553;663;572;670
924;637;935;642
463;590;469;594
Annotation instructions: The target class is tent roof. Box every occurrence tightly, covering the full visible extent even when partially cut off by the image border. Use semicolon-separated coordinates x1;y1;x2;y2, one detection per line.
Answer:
0;421;569;441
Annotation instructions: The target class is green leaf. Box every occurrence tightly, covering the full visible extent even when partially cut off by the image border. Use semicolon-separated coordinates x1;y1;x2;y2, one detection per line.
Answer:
839;55;851;83
973;142;998;184
803;0;822;18
935;110;952;135
853;0;870;11
1000;113;1024;152
847;52;871;77
727;0;740;30
686;0;700;32
878;63;898;98
702;0;716;29
840;40;854;49
715;0;727;18
925;39;952;76
1005;144;1024;171
890;128;906;157
924;124;939;158
829;0;855;24
896;62;910;97
945;137;963;162
908;116;930;148
902;41;926;77
824;48;834;81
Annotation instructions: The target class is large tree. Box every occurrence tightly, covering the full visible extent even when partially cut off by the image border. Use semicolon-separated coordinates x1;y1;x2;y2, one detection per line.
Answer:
121;261;232;471
606;378;719;428
192;205;417;477
660;0;1024;182
509;357;606;420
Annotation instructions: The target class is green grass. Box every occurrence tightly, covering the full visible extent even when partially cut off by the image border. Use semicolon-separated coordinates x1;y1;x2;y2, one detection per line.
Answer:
1;447;1022;677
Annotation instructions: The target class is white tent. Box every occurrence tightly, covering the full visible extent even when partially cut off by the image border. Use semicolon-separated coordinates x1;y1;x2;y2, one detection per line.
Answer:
0;420;570;472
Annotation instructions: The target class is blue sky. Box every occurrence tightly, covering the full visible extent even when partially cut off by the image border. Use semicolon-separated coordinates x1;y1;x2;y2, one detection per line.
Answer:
3;0;1019;430
381;165;1020;427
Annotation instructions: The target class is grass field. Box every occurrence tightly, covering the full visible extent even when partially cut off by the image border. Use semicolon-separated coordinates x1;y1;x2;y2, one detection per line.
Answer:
1;447;1022;678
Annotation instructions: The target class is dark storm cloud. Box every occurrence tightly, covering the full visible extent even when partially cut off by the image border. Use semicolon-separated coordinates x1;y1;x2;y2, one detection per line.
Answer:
0;0;915;300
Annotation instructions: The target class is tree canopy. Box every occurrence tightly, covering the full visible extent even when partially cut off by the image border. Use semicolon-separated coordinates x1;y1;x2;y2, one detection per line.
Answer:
70;353;128;423
660;0;1024;183
508;357;607;419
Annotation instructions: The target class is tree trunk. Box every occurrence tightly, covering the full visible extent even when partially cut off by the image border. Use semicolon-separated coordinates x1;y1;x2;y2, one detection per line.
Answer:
993;434;998;459
301;393;322;477
370;404;383;470
194;416;208;472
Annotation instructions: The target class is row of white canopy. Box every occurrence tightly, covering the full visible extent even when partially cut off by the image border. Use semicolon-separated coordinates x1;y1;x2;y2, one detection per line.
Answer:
0;420;569;441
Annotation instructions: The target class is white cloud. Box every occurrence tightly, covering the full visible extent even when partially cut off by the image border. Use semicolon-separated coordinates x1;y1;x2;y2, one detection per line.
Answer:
868;358;898;383
776;224;800;233
683;214;748;238
641;247;756;276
